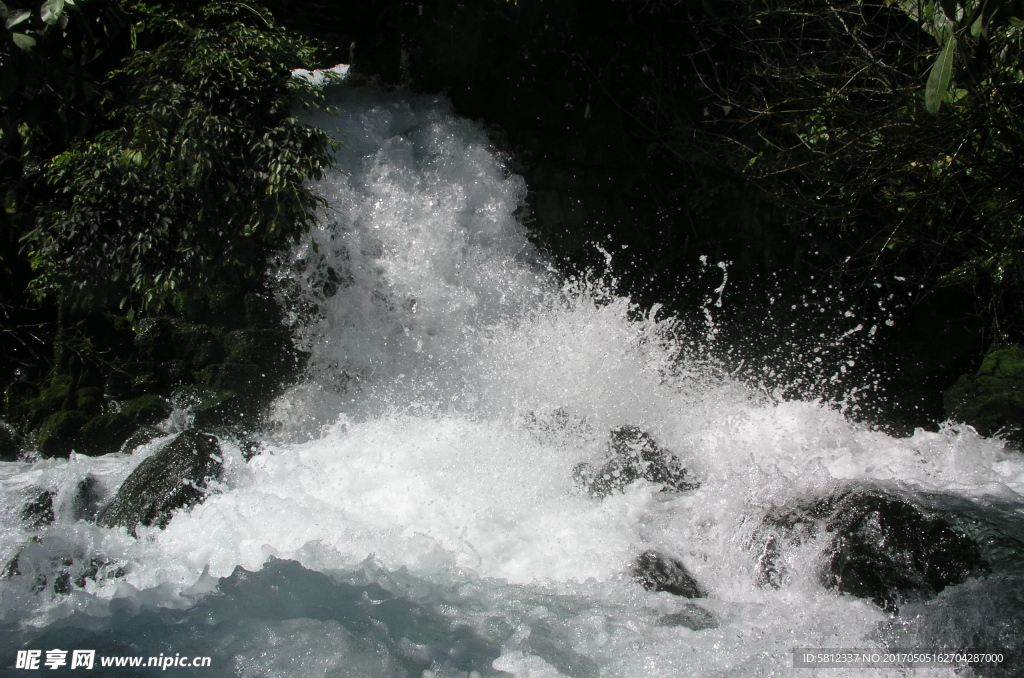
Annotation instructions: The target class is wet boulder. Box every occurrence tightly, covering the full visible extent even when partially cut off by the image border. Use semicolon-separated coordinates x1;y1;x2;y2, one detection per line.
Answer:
573;425;699;498
656;603;719;631
753;489;988;611
21;490;55;528
97;431;223;537
71;475;104;521
945;344;1024;445
632;550;707;598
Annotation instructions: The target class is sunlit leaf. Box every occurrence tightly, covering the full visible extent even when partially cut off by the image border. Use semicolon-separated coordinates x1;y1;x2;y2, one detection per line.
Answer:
925;36;956;115
40;0;64;25
5;8;29;28
11;32;36;51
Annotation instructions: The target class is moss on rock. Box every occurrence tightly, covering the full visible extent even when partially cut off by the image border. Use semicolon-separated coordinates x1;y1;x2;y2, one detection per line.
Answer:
122;394;172;425
944;345;1024;445
79;413;136;456
37;410;90;458
97;430;223;537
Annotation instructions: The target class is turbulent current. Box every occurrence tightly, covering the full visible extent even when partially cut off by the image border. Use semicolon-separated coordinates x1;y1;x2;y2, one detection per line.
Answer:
2;87;1024;677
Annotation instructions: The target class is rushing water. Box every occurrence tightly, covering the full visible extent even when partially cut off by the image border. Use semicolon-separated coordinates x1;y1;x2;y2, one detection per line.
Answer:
2;87;1024;677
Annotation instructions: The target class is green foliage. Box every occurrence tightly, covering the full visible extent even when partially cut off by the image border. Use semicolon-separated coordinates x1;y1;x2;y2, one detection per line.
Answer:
894;0;1024;114
1;0;131;309
24;1;337;317
625;0;1024;336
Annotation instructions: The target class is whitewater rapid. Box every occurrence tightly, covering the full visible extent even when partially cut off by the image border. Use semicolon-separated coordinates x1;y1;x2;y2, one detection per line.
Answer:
2;87;1023;677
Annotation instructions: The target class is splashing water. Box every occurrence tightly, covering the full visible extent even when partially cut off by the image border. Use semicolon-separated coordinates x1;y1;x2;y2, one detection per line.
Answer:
2;87;1024;678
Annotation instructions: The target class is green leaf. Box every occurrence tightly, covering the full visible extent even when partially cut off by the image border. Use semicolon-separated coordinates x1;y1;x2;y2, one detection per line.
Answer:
11;32;36;51
0;2;9;22
5;8;29;28
925;36;956;116
40;0;64;25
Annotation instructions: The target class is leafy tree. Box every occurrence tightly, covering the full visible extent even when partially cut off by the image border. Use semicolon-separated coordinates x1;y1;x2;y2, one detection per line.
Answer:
22;0;336;319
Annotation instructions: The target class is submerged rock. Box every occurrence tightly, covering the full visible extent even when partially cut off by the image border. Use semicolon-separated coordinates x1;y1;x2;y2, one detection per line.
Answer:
655;603;719;631
21;490;55;528
573;426;699;497
632;550;707;598
2;536;125;595
97;431;223;537
753;489;988;611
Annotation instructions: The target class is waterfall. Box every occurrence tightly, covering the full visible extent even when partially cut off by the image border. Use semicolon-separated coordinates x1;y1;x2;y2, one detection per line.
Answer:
1;86;1022;678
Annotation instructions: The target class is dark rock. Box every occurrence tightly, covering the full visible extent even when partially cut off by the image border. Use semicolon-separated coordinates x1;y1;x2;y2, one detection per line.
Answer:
74;386;104;415
0;420;23;460
573;425;699;497
78;412;136;456
16;376;70;428
103;369;131;399
119;425;163;454
198;362;263;399
21;490;55;528
97;431;223;537
632;550;706;598
2;537;125;594
122;393;172;425
37;410;90;458
753;489;988;611
123;361;161;395
655;603;719;631
223;328;299;383
133;317;177;362
944;345;1024;445
159;359;190;386
172;385;240;429
71;476;103;521
241;439;262;461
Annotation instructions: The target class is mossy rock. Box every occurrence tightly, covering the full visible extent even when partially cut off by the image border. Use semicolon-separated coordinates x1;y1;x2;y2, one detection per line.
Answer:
18;376;71;427
944;345;1024;444
977;345;1024;380
122;394;173;425
37;410;90;458
97;431;223;537
75;386;104;415
198;362;263;396
79;413;136;457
